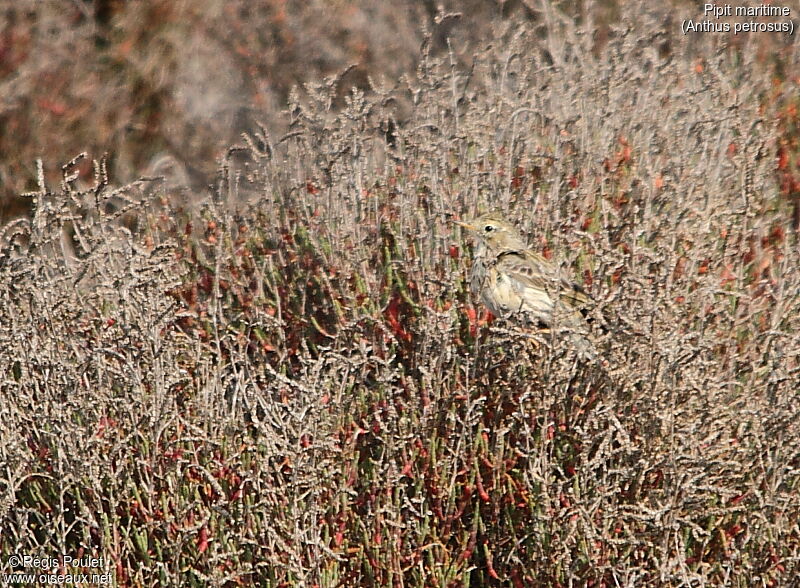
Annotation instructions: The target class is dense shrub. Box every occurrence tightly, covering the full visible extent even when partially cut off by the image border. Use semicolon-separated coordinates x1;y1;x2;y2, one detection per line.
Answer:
2;3;800;586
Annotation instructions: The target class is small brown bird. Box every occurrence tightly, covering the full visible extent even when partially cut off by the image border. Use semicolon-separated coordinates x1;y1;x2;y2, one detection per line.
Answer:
455;212;596;356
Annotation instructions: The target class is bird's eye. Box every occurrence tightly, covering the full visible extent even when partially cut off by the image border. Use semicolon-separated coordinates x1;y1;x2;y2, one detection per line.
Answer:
484;225;494;233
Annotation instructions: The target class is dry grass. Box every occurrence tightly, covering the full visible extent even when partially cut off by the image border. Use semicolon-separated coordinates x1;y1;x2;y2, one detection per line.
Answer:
2;4;800;587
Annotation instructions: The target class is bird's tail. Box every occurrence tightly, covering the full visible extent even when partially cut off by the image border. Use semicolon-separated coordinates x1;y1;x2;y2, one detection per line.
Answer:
553;305;598;361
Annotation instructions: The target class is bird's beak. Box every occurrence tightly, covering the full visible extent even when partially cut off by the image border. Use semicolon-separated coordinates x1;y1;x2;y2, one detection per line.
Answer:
453;220;476;231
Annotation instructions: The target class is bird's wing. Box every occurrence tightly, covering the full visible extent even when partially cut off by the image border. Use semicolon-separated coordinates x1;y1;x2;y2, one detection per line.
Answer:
496;250;591;310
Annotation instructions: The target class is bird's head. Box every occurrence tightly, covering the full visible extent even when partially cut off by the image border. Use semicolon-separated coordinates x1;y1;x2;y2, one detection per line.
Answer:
454;212;528;251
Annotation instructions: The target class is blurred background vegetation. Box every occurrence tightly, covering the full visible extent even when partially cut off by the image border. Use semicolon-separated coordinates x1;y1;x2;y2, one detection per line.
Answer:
1;0;537;219
0;0;689;221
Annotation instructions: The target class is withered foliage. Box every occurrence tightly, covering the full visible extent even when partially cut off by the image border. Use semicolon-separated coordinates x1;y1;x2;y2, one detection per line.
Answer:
2;5;800;587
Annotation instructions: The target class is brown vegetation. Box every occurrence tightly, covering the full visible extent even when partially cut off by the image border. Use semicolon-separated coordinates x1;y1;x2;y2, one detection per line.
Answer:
2;2;800;586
